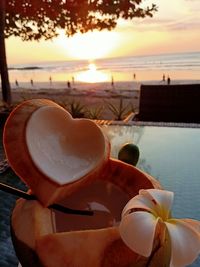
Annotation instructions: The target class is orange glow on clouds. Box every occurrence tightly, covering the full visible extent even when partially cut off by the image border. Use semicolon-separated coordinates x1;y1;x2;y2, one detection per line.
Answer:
6;0;200;65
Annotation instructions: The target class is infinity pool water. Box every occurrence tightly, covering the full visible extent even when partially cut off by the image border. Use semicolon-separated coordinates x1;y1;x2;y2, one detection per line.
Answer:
103;125;200;266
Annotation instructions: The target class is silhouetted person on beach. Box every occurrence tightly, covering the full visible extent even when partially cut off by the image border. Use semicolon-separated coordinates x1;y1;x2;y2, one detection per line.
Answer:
30;79;34;86
15;80;19;87
162;74;165;82
72;76;75;85
133;73;136;80
111;76;114;88
67;81;71;89
167;76;171;85
49;76;52;85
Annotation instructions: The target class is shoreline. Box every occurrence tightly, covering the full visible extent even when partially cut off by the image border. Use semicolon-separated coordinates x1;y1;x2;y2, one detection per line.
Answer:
7;78;200;90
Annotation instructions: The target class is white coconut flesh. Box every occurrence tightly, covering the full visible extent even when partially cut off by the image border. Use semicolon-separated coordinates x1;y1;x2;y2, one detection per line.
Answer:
25;106;106;185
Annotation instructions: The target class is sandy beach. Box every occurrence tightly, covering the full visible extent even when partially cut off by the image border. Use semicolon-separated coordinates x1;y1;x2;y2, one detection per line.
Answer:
1;81;141;120
1;79;200;121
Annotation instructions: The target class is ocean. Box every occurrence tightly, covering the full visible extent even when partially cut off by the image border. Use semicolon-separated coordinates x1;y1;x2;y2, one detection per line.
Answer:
8;51;200;87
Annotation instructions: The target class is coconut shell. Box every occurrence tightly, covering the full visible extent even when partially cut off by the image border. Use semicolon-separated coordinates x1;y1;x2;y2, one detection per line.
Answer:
3;99;110;206
11;159;161;267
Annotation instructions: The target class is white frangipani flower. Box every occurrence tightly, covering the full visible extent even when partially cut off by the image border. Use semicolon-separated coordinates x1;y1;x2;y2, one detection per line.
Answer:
119;189;200;267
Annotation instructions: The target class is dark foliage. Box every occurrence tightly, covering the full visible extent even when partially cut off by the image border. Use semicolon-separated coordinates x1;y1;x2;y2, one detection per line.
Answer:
5;0;157;40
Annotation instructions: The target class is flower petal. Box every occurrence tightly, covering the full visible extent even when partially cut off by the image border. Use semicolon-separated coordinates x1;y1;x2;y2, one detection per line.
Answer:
181;218;200;233
119;211;159;257
140;189;174;219
166;219;200;267
122;193;155;217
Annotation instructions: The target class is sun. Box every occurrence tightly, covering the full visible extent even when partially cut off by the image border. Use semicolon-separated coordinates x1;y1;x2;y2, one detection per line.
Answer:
57;30;120;60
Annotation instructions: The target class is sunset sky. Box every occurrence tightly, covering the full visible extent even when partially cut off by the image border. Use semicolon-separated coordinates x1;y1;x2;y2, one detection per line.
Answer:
6;0;200;65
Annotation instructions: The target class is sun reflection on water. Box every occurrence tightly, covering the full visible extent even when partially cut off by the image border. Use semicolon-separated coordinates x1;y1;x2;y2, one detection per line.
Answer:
76;63;109;83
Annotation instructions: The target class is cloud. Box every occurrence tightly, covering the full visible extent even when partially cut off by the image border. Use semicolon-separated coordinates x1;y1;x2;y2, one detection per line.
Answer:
117;13;200;33
116;0;200;34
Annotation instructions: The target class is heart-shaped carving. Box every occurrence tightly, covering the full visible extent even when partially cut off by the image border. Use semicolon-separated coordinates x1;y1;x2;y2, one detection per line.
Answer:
3;99;109;206
26;105;106;185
